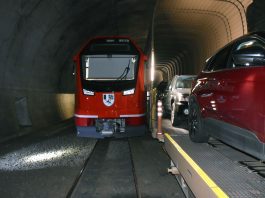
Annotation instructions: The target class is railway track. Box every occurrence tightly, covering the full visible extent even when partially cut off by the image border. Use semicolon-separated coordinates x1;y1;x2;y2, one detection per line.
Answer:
66;138;141;198
66;141;100;198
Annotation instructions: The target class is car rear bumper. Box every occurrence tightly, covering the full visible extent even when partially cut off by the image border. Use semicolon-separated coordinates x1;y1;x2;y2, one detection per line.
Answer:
176;101;189;116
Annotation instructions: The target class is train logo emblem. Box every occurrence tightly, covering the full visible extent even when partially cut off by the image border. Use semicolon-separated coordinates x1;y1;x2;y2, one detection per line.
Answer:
103;93;115;106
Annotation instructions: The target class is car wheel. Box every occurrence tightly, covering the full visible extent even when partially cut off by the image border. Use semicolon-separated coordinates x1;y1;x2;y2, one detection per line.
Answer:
188;101;209;142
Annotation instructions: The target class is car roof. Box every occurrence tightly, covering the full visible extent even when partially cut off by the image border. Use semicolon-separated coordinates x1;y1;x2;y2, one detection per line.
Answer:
205;31;265;64
176;75;196;79
250;31;265;39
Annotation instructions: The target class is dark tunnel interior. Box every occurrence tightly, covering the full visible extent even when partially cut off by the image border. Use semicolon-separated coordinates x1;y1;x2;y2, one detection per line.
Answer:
0;0;265;140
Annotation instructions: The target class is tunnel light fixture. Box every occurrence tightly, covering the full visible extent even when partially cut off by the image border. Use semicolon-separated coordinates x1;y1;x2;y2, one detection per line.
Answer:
83;89;94;95
151;50;155;82
123;88;135;95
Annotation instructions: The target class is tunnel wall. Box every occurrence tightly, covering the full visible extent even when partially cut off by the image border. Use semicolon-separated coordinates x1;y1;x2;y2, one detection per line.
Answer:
0;0;262;141
0;1;82;140
154;0;253;81
247;0;265;32
0;0;156;141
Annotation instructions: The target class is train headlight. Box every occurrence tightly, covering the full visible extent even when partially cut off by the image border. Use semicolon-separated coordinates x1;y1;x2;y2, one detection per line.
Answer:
83;89;94;95
123;88;135;95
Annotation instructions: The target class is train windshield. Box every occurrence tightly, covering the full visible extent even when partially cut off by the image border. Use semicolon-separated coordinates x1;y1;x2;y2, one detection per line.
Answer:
81;54;138;81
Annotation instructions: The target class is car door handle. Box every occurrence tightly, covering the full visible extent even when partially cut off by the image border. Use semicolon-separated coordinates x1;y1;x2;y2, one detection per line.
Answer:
201;93;213;98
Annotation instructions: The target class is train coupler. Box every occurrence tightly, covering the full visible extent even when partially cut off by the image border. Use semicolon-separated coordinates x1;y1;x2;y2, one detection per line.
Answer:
95;119;125;136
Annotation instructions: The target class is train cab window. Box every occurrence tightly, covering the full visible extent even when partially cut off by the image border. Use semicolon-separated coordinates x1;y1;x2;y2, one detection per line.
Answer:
81;54;138;81
80;38;139;81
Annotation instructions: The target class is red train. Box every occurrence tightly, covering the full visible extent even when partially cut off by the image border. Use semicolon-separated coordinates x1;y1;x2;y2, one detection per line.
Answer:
73;36;147;138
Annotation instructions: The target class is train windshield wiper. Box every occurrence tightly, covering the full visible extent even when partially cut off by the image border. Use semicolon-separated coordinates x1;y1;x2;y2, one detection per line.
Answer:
116;60;131;80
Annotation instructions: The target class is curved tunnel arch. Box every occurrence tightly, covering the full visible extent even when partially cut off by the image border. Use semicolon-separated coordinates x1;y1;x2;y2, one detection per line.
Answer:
2;0;265;140
153;0;252;84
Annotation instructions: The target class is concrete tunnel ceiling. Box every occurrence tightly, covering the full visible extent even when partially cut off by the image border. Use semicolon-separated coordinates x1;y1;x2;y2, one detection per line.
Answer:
0;0;265;140
154;0;253;81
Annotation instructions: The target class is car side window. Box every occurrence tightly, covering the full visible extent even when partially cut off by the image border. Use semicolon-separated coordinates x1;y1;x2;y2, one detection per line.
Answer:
169;76;176;91
210;44;233;71
176;81;183;88
229;38;265;68
203;57;213;71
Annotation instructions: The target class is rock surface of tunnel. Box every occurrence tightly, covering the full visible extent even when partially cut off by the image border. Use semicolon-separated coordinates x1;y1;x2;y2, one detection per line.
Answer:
0;0;265;140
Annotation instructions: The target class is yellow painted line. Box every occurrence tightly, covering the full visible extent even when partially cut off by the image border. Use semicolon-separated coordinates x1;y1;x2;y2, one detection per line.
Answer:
164;133;229;198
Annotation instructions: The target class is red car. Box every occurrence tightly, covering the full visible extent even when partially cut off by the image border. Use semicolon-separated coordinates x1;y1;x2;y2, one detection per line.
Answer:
189;32;265;160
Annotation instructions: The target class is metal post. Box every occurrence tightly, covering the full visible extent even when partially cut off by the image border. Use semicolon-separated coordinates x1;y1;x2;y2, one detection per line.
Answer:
157;100;164;142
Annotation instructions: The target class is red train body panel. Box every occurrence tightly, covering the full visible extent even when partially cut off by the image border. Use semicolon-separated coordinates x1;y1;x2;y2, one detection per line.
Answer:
74;36;147;138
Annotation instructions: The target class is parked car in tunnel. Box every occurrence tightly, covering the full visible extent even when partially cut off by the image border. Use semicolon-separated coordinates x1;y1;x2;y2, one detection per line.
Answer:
189;31;265;160
162;75;196;126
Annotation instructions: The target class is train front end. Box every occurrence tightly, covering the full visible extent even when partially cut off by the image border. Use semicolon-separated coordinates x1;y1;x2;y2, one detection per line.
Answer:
74;37;146;138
